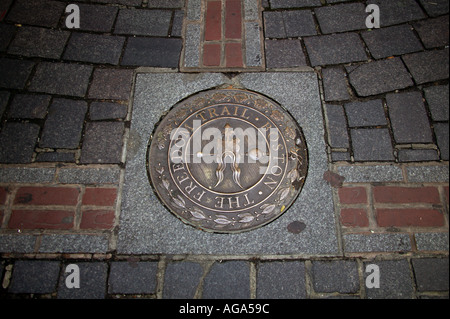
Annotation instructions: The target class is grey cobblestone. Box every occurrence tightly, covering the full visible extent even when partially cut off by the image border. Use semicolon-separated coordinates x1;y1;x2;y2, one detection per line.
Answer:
163;262;204;299
315;2;366;34
114;9;172;36
270;0;322;8
202;261;250;299
57;167;121;184
7;94;51;119
109;261;158;294
5;0;65;28
58;262;108;299
70;3;118;32
351;128;394;161
412;258;449;292
80;122;124;164
122;37;182;68
371;0;426;27
265;39;307;68
402;49;449;84
257;261;306;299
9;260;60;294
398;149;439;162
312;260;359;294
325;104;349;148
413;16;449;49
322;67;350;102
434;123;449;160
0;122;40;163
424;84;449;121
0;58;34;90
344;100;387;127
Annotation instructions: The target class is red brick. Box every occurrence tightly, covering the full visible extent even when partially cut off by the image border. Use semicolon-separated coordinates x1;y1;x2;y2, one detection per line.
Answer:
225;0;242;39
14;186;79;206
340;208;369;227
0;187;7;205
225;42;243;67
373;186;440;204
338;187;367;204
203;43;221;66
9;210;74;229
376;208;444;227
82;187;117;206
80;209;115;229
205;1;222;41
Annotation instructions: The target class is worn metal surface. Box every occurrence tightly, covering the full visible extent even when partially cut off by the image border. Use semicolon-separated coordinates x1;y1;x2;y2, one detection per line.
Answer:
147;88;308;233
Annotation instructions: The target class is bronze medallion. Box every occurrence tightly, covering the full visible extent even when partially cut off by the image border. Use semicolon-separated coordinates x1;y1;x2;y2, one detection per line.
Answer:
147;89;308;233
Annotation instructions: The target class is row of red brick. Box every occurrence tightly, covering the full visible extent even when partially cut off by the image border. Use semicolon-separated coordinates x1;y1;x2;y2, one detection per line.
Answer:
0;186;117;230
338;185;449;228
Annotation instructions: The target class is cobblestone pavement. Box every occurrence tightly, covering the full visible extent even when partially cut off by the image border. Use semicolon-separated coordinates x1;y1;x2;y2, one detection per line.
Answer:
0;0;448;300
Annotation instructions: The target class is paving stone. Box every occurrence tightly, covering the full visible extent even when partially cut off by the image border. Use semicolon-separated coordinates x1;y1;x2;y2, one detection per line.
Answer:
7;26;69;59
406;165;449;183
419;0;449;17
270;0;322;8
424;84;449;121
57;167;120;184
39;234;109;253
122;37;182;68
362;24;423;59
348;58;413;96
0;58;34;89
265;39;307;69
63;33;125;65
325;104;349;148
89;102;128;120
370;0;426;27
0;24;15;52
114;9;172;36
386;91;433;143
415;233;449;251
39;98;88;149
163;262;203;298
186;0;202;20
184;24;201;67
257;261;306;298
402;49;449;84
5;0;65;27
80;122;124;164
364;259;413;299
245;22;263;67
0;122;40;163
263;11;285;38
337;165;403;182
344;100;386;127
398;149;439;162
0;235;37;253
304;33;367;66
331;151;350;161
434;122;449;160
0;167;56;183
202;261;250;299
351;128;394;161
0;91;10;119
88;68;134;100
413;16;449;49
412;258;449;291
69;4;118;32
284;10;317;37
58;262;107;299
109;261;158;294
36;152;75;163
315;3;366;34
344;233;411;252
29;62;93;97
147;0;184;8
9;260;60;294
171;10;184;37
322;67;350;101
312;260;359;293
7;94;50;119
97;0;142;5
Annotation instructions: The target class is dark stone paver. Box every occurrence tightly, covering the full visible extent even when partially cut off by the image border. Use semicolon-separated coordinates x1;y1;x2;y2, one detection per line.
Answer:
0;91;9;118
263;11;285;38
63;33;125;65
322;67;350;102
88;69;134;100
424;84;449;121
9;260;60;294
304;33;367;66
257;261;306;299
315;2;366;34
418;0;449;17
36;152;76;163
202;261;250;299
412;258;449;292
283;10;317;37
348;58;413;96
0;122;40;163
58;262;108;299
362;24;423;59
68;4;118;33
325;104;349;148
29;62;93;97
364;260;413;299
265;39;307;69
413;16;449;49
344;100;387;127
121;37;182;68
386;91;433;144
351;128;394;161
0;24;16;52
6;0;65;28
402;49;449;84
114;9;172;36
398;149;439;162
371;0;426;27
270;0;322;8
434;123;449;160
163;262;203;299
7;94;51;119
312;260;359;293
39;98;88;149
0;58;34;89
108;261;158;294
89;102;128;121
80;122;124;164
7;26;69;59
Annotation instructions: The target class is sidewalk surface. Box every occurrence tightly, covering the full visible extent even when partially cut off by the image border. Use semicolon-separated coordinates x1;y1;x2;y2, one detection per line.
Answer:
0;0;448;299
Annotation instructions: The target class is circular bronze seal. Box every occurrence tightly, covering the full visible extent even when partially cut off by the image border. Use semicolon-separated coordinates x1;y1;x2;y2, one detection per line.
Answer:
147;88;308;233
